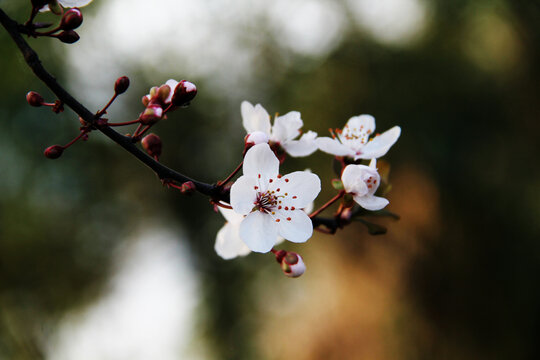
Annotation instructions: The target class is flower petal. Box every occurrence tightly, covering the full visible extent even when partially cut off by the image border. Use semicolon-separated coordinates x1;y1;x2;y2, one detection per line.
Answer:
215;222;251;260
341;164;369;195
316;137;355;157
356;126;401;159
230;176;258;215
354;195;389;211
239;212;279;253
345;115;376;134
164;79;179;104
218;206;244;224
282;131;318;157
241;101;271;135
272;171;321;209
277;210;313;243
272;111;303;143
242;143;279;188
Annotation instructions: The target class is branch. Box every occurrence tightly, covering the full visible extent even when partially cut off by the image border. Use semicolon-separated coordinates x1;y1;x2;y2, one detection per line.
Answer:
0;7;225;201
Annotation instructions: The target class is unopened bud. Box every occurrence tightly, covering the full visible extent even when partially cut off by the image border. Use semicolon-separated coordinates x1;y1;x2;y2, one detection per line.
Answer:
26;91;44;107
171;80;197;107
141;133;162;158
181;181;196;195
48;0;63;15
57;30;80;44
339;206;354;226
142;95;150;107
114;76;130;94
139;105;163;125
280;252;306;278
157;85;171;104
60;8;83;30
44;145;64;159
245;131;269;146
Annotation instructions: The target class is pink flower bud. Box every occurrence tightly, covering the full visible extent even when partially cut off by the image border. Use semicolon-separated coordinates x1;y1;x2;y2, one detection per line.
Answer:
57;30;80;44
60;8;83;31
181;181;196;195
141;133;162;158
245;131;269;146
44;145;64;159
141;95;150;107
171;80;197;107
114;76;130;95
26;91;44;107
139;105;163;125
280;252;306;278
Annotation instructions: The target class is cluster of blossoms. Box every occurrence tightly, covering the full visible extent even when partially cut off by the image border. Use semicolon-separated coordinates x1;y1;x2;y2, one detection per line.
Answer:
18;0;401;278
215;102;401;277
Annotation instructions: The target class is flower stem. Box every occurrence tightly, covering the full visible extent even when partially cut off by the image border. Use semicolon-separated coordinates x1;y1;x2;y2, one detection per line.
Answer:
108;119;141;127
309;190;345;219
63;130;87;149
218;161;243;186
96;93;118;117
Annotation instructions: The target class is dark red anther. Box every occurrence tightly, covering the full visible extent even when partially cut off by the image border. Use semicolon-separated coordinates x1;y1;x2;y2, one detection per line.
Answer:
26;91;44;107
114;76;130;95
60;8;83;30
171;80;197;107
44;145;64;159
141;133;162;158
57;30;80;44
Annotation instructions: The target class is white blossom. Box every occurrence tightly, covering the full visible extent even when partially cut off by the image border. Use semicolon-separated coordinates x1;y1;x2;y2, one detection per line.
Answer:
229;143;321;253
41;0;93;11
317;115;400;160
341;159;389;211
241;101;318;157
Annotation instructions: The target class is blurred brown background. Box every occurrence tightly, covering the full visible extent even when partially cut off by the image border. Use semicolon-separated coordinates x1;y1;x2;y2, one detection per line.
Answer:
0;0;539;359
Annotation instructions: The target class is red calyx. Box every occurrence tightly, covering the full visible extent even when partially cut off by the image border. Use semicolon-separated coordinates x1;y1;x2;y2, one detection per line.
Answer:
141;134;162;158
44;145;64;159
171;80;197;107
26;91;44;107
114;76;130;95
60;8;83;31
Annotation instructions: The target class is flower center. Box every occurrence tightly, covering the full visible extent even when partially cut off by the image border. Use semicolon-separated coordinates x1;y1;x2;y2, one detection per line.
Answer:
253;190;280;213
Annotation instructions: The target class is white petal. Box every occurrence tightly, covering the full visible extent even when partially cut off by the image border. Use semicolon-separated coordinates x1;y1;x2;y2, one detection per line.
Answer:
230;176;258;215
245;131;269;145
272;111;302;142
282;131;318;157
59;0;93;7
277;210;313;243
316;137;355;157
354;195;389;211
357;126;401;159
341;164;368;195
241;101;271;135
164;79;179;104
239;212;279;253
345;114;376;134
369;158;377;169
272;171;321;209
218;206;244;224
242;143;279;188
215;222;251;260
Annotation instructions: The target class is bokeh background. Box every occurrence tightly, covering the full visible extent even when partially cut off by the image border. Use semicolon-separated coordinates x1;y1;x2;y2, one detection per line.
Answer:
1;0;539;359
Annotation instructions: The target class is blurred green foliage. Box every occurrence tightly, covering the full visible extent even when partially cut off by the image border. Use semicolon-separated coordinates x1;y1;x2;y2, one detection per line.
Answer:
1;0;539;359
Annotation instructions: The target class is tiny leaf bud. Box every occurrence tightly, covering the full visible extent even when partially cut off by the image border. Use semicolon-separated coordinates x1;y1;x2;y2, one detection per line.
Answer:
331;179;344;190
141;133;162;158
180;181;196;195
60;8;83;30
26;91;44;107
114;76;130;94
57;30;80;44
139;105;163;125
280;252;306;278
245;131;269;146
171;80;197;107
44;145;64;159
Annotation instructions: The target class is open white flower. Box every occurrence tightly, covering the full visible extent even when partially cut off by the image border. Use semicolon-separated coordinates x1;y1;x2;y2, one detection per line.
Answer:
215;198;314;260
317;115;400;160
341;159;389;211
230;143;321;253
241;101;318;157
